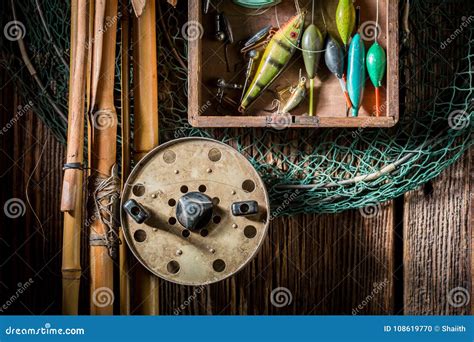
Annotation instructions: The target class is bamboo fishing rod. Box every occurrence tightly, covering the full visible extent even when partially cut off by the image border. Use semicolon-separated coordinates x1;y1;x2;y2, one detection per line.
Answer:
120;0;131;315
131;0;160;315
88;0;119;315
60;0;86;315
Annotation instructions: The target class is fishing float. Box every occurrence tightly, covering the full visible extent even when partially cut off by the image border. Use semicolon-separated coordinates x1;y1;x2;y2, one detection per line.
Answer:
324;34;352;110
301;0;323;116
347;7;365;117
366;0;386;116
335;0;356;50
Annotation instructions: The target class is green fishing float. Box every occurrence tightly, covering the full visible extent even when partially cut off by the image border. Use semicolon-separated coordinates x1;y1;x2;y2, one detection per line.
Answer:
366;0;386;116
301;2;323;116
335;0;356;49
366;42;386;116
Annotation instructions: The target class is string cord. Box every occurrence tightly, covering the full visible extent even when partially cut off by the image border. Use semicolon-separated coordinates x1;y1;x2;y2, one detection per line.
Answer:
376;0;379;42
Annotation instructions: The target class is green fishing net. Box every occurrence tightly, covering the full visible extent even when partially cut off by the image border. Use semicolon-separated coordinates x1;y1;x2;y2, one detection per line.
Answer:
1;0;472;215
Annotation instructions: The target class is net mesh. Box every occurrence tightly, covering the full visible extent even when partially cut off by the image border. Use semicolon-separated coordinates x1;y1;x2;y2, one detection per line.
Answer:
1;0;472;215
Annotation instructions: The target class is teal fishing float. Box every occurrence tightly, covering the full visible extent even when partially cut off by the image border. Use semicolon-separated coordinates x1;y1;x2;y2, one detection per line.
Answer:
346;33;365;117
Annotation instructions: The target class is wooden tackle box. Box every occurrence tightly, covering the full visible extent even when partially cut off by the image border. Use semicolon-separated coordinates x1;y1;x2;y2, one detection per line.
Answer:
188;0;398;128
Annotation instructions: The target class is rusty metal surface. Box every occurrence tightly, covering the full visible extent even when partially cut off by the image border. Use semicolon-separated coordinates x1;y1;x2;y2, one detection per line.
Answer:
121;137;270;285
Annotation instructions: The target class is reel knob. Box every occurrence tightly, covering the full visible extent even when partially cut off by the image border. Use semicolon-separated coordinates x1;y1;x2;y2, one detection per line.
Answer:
176;192;213;231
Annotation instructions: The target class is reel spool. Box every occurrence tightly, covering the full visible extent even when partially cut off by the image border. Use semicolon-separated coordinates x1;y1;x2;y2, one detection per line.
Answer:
121;137;270;285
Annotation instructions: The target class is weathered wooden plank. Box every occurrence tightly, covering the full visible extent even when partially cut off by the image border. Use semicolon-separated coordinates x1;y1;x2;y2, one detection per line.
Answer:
161;203;395;315
404;152;471;315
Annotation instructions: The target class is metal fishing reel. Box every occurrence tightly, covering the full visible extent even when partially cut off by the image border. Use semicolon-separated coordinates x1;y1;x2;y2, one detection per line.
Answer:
121;137;270;286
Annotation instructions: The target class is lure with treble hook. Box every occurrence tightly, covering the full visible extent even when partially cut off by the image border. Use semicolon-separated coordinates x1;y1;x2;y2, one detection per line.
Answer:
347;33;365;117
278;76;307;114
324;34;352;110
239;12;306;113
301;23;323;116
336;0;356;49
366;44;386;116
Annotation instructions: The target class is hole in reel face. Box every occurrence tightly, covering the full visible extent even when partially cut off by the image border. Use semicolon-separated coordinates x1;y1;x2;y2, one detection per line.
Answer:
167;260;180;274
244;225;257;239
132;183;146;197
134;229;147;242
242;179;255;192
213;259;226;272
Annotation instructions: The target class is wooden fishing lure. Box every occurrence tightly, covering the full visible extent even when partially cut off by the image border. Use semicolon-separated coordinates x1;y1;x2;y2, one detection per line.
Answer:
324;34;352;109
366;41;386;116
239;12;305;113
347;33;365;117
336;0;355;48
301;24;323;116
279;76;306;114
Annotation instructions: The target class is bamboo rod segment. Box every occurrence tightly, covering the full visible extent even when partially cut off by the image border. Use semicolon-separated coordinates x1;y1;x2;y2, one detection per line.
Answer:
131;0;160;315
60;0;88;212
131;0;146;17
89;0;119;315
90;0;106;110
120;0;131;315
61;0;85;315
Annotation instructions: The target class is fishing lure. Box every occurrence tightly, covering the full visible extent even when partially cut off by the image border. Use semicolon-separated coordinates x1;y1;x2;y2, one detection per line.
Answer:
239;12;305;112
347;33;365;117
278;76;307;114
336;0;356;49
301;23;323;116
366;42;386;116
243;25;273;49
215;13;234;71
241;49;259;101
324;34;352;109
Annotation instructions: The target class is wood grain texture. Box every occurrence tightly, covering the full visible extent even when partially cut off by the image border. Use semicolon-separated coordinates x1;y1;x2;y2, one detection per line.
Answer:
403;153;471;315
0;65;471;317
160;204;395;315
